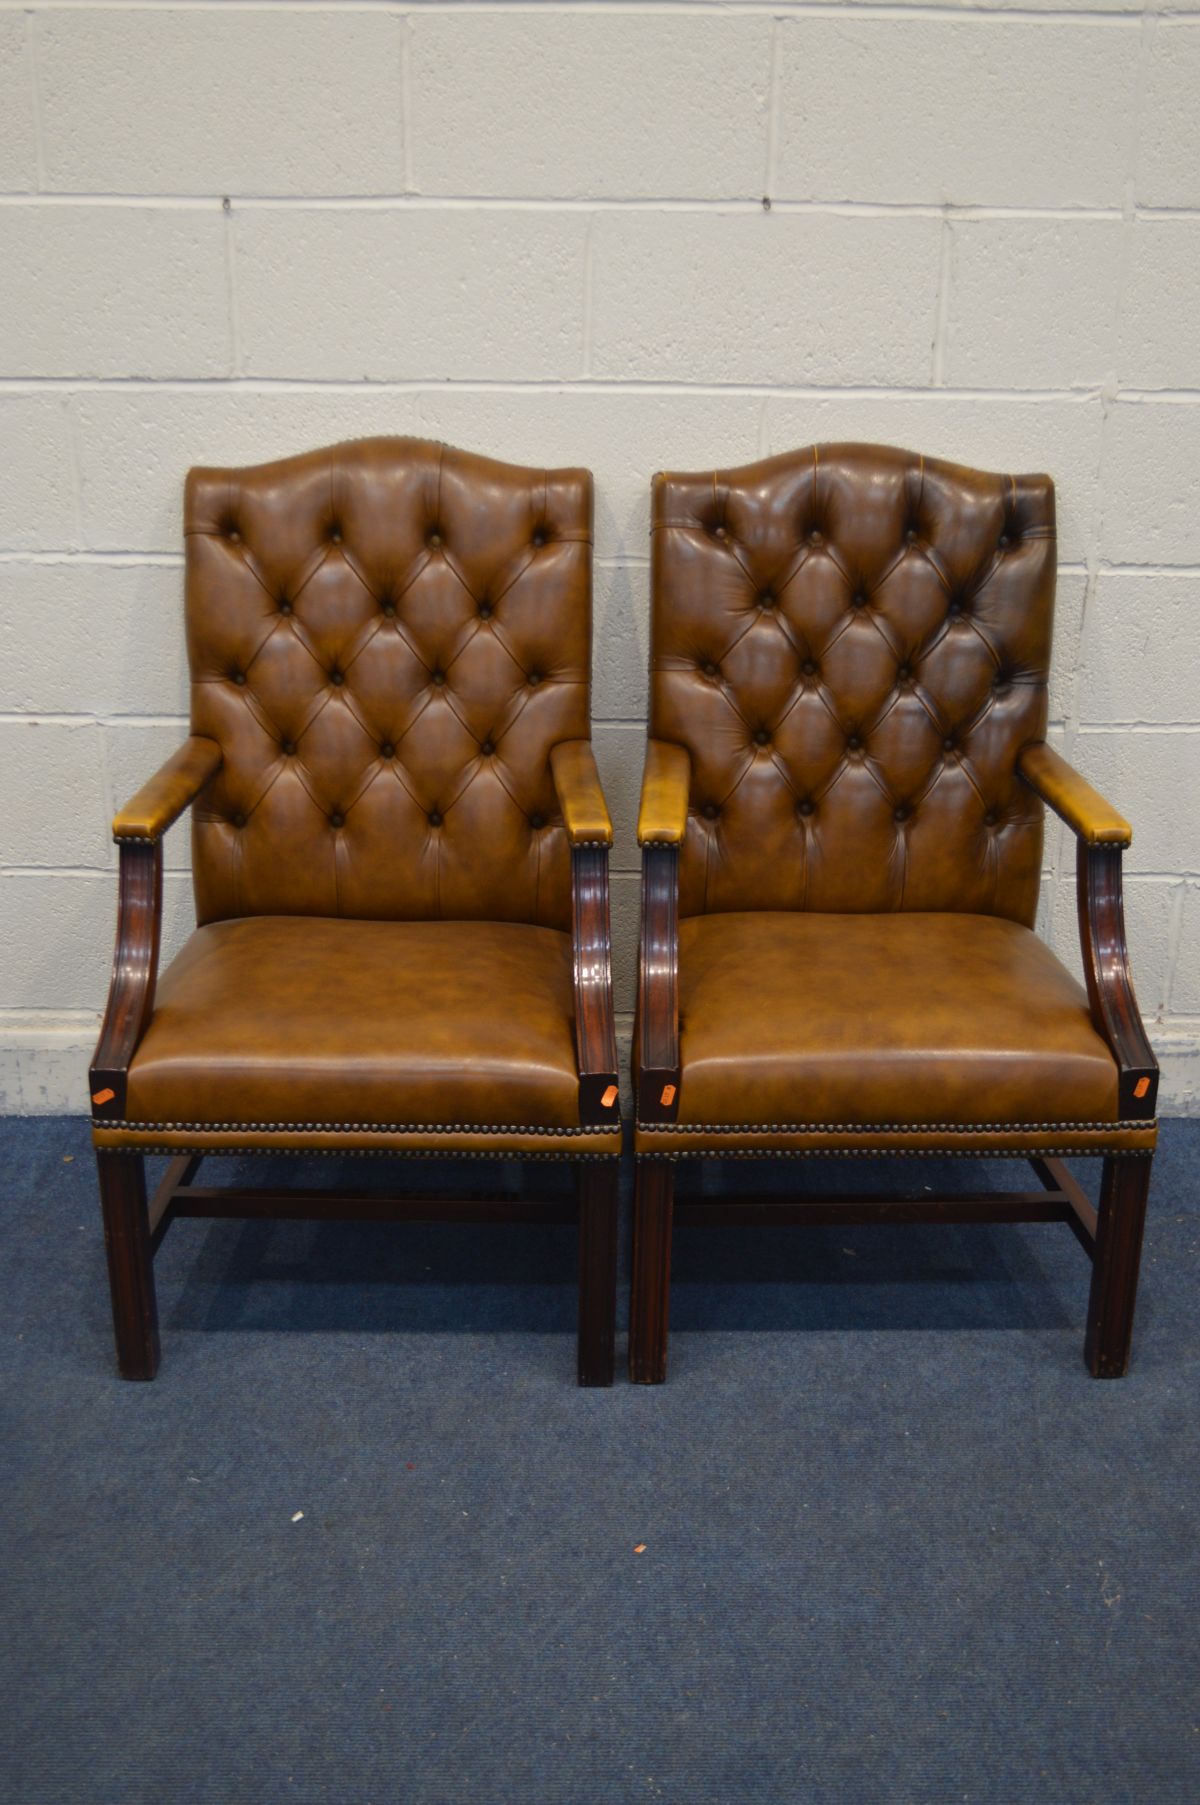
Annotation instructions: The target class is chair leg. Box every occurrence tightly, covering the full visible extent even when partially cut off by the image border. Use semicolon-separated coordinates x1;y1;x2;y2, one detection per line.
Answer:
1085;1154;1152;1379
96;1150;160;1380
629;1160;674;1384
577;1162;618;1387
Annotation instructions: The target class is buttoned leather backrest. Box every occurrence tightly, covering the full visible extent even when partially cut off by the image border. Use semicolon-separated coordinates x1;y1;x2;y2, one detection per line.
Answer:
651;443;1055;925
186;438;592;929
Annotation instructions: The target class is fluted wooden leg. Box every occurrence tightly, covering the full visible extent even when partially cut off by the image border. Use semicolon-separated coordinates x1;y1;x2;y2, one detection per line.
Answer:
577;1162;618;1387
1086;1155;1151;1378
629;1160;674;1384
97;1151;159;1380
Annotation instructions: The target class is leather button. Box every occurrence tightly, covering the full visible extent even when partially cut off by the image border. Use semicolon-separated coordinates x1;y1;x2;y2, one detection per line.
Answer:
801;659;816;677
759;591;774;609
712;524;727;539
998;533;1010;549
527;671;542;686
808;529;822;546
943;737;956;752
379;742;395;759
532;529;547;547
226;526;240;543
702;803;719;820
481;739;495;756
428;810;442;827
232;812;246;828
754;729;770;746
329;670;344;686
984;810;998;827
281;740;295;757
994;672;1010;690
427;530;442;548
329;528;342;544
231;671;246;686
382;602;396;619
431;671;445;687
853;590;868;609
798;800;814;817
702;662;719;679
329;811;344;829
278;600;292;616
847;735;862;752
905;528;917;544
478;602;493;620
894;806;910;822
529;813;545;829
897;663;911;681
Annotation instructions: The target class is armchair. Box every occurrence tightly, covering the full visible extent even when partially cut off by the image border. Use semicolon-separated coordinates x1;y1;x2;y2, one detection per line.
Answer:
91;437;620;1385
630;443;1156;1382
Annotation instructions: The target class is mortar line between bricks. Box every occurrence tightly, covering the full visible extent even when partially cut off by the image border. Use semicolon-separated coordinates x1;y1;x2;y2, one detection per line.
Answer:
23;10;45;195
0;377;1143;398
0;2;1172;21
0;194;1139;217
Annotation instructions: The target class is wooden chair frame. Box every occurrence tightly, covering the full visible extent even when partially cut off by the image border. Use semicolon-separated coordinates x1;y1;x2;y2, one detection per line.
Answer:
630;745;1158;1384
91;773;620;1387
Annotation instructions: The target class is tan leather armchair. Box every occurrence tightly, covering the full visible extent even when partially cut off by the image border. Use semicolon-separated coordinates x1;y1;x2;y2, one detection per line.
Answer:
630;443;1156;1383
91;438;621;1385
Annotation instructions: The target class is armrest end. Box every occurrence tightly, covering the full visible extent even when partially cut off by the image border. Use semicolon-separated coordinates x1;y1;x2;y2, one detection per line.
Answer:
114;736;222;844
1018;742;1131;847
551;740;613;847
637;740;691;847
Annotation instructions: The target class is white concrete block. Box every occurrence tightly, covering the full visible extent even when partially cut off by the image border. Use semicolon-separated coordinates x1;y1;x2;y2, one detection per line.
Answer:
0;396;79;550
0;205;230;378
1080;574;1200;726
0;15;35;191
590;210;941;387
414;387;761;563
765;394;1103;565
37;10;404;197
1138;23;1200;209
775;19;1137;208
0;720;110;868
1172;884;1200;1016
235;209;587;381
609;871;640;1016
1073;729;1200;876
0;559;188;717
1100;403;1200;567
593;564;649;725
104;723;196;874
1049;570;1086;729
945;219;1122;390
1118;221;1200;392
0;871;194;1015
0;1014;99;1116
1051;871;1178;1018
410;13;769;200
71;389;422;551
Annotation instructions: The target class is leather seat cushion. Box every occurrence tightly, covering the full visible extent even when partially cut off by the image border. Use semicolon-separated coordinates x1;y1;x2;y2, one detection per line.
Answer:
126;916;586;1130
667;911;1119;1128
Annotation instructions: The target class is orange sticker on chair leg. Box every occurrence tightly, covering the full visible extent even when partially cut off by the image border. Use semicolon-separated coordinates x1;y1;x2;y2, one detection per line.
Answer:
660;1084;676;1108
601;1084;618;1109
91;1088;115;1107
1134;1076;1151;1099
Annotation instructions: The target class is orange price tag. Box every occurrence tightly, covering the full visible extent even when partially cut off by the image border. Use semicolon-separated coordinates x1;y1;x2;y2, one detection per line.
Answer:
660;1084;676;1108
91;1088;115;1107
601;1084;618;1109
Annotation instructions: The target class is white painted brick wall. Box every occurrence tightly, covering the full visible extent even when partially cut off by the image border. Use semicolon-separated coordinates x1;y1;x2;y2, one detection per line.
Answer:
0;1;1196;1116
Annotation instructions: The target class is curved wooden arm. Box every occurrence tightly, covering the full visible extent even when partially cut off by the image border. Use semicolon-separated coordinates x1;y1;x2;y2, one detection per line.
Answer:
637;739;691;846
551;740;613;847
571;845;620;1127
90;840;162;1120
637;843;680;1123
114;736;221;843
1077;842;1158;1118
1018;742;1131;847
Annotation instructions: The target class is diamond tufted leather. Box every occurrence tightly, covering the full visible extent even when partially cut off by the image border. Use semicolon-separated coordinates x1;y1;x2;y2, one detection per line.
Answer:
650;442;1054;924
186;437;594;929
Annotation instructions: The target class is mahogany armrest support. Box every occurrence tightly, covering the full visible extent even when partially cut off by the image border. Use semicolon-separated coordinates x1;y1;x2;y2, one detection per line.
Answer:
113;735;222;844
92;739;221;1121
1019;742;1155;1117
637;844;680;1124
637;739;691;847
551;740;613;847
1018;741;1131;847
570;845;620;1128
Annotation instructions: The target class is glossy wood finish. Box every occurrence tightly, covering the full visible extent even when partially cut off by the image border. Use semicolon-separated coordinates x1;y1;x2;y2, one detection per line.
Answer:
96;1151;159;1380
675;1188;1080;1229
636;845;680;1123
629;1161;674;1383
1086;1155;1152;1378
169;1185;578;1227
1078;842;1159;1118
89;841;162;1121
577;1163;619;1386
1029;1155;1097;1257
571;844;620;1126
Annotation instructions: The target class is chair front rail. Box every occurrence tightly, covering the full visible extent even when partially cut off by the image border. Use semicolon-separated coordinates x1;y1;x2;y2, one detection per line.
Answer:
571;845;620;1126
90;840;163;1121
637;844;680;1123
1077;842;1158;1118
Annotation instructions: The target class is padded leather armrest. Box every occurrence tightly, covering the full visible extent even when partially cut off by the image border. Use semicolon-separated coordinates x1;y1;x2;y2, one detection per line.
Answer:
637;740;691;847
550;741;613;847
1018;742;1131;848
113;737;222;843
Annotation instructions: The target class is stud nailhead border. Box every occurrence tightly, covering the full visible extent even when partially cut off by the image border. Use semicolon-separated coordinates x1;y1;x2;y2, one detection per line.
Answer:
114;833;161;846
95;1118;617;1136
636;1118;1152;1136
99;1144;618;1162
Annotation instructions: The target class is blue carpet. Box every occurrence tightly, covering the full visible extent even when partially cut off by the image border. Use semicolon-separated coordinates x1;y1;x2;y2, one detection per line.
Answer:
2;1116;1198;1804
